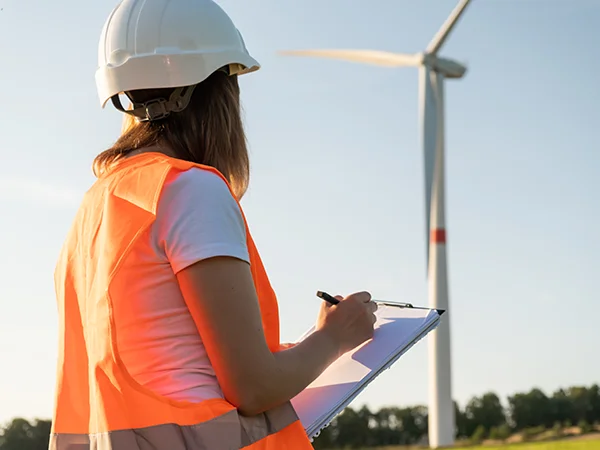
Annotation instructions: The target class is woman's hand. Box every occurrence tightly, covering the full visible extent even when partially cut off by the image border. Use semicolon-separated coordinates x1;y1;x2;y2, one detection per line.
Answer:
315;292;377;357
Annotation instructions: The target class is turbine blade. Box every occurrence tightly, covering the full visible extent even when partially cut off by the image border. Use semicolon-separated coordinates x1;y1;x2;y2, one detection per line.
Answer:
426;0;473;55
420;67;437;271
421;68;447;275
279;49;421;67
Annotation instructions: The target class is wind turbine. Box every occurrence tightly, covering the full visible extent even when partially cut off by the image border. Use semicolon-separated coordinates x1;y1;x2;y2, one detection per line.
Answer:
279;1;473;447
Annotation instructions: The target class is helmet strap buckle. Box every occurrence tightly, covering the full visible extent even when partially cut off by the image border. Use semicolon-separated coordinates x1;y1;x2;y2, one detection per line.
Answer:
143;99;170;121
111;84;197;123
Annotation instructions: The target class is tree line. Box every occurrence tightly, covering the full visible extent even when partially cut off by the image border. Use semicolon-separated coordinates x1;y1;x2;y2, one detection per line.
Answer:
313;383;600;449
1;383;599;450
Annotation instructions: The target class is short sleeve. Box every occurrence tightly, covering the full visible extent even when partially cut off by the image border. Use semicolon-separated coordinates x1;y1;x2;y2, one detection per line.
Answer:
152;168;249;274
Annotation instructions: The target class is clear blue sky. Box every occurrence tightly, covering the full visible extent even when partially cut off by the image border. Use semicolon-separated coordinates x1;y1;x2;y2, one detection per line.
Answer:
0;0;598;424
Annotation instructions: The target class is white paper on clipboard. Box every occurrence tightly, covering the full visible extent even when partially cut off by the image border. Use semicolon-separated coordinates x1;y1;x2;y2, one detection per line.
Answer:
290;303;444;440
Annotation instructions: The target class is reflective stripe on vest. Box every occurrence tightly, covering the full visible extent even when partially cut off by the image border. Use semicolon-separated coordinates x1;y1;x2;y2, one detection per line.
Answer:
50;153;313;450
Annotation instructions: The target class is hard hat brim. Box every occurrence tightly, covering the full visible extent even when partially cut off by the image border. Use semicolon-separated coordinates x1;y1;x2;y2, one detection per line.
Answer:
96;51;260;108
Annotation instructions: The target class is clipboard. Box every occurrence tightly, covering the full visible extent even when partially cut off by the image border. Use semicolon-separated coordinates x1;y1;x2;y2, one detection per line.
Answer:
290;301;444;440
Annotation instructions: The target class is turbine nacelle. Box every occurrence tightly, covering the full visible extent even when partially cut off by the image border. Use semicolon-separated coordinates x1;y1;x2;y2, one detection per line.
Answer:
425;54;467;79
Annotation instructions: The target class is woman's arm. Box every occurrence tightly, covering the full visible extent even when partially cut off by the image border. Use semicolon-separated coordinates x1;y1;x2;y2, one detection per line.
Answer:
177;256;375;416
163;170;375;415
177;256;340;415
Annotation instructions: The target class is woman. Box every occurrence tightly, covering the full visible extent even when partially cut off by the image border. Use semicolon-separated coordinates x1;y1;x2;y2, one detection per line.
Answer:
50;1;377;449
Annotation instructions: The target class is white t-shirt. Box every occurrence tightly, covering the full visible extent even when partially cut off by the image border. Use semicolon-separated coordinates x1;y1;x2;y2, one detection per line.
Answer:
111;168;249;402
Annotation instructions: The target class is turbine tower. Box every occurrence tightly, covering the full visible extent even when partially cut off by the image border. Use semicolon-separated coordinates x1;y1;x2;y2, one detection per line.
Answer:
280;1;473;447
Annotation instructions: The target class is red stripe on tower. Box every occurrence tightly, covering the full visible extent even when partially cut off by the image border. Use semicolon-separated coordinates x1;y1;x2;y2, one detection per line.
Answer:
431;229;447;243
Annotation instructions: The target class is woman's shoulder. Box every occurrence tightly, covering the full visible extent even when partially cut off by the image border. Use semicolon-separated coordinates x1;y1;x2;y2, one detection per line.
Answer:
166;166;231;193
160;167;237;207
154;166;249;271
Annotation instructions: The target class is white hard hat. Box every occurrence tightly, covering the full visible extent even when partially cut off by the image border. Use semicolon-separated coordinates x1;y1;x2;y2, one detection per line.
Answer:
95;0;260;119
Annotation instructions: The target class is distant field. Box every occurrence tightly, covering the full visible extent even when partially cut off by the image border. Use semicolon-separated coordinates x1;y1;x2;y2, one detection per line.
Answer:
350;437;600;450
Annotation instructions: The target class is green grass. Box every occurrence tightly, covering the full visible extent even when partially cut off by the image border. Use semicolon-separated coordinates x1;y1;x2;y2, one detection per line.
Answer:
455;440;600;450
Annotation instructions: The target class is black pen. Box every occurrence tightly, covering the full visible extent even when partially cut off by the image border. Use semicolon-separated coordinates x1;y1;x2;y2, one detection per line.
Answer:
316;290;340;305
317;291;418;310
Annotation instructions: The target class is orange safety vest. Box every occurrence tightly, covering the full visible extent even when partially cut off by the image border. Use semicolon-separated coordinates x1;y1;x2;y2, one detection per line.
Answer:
50;153;313;449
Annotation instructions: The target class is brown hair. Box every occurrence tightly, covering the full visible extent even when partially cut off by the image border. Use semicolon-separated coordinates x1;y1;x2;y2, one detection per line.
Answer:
93;71;249;199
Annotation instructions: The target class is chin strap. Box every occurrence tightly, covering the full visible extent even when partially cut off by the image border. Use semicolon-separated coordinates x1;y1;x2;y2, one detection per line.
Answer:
111;84;197;122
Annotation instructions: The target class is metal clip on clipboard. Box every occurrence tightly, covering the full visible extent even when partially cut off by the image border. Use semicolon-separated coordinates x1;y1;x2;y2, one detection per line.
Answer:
373;299;446;316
